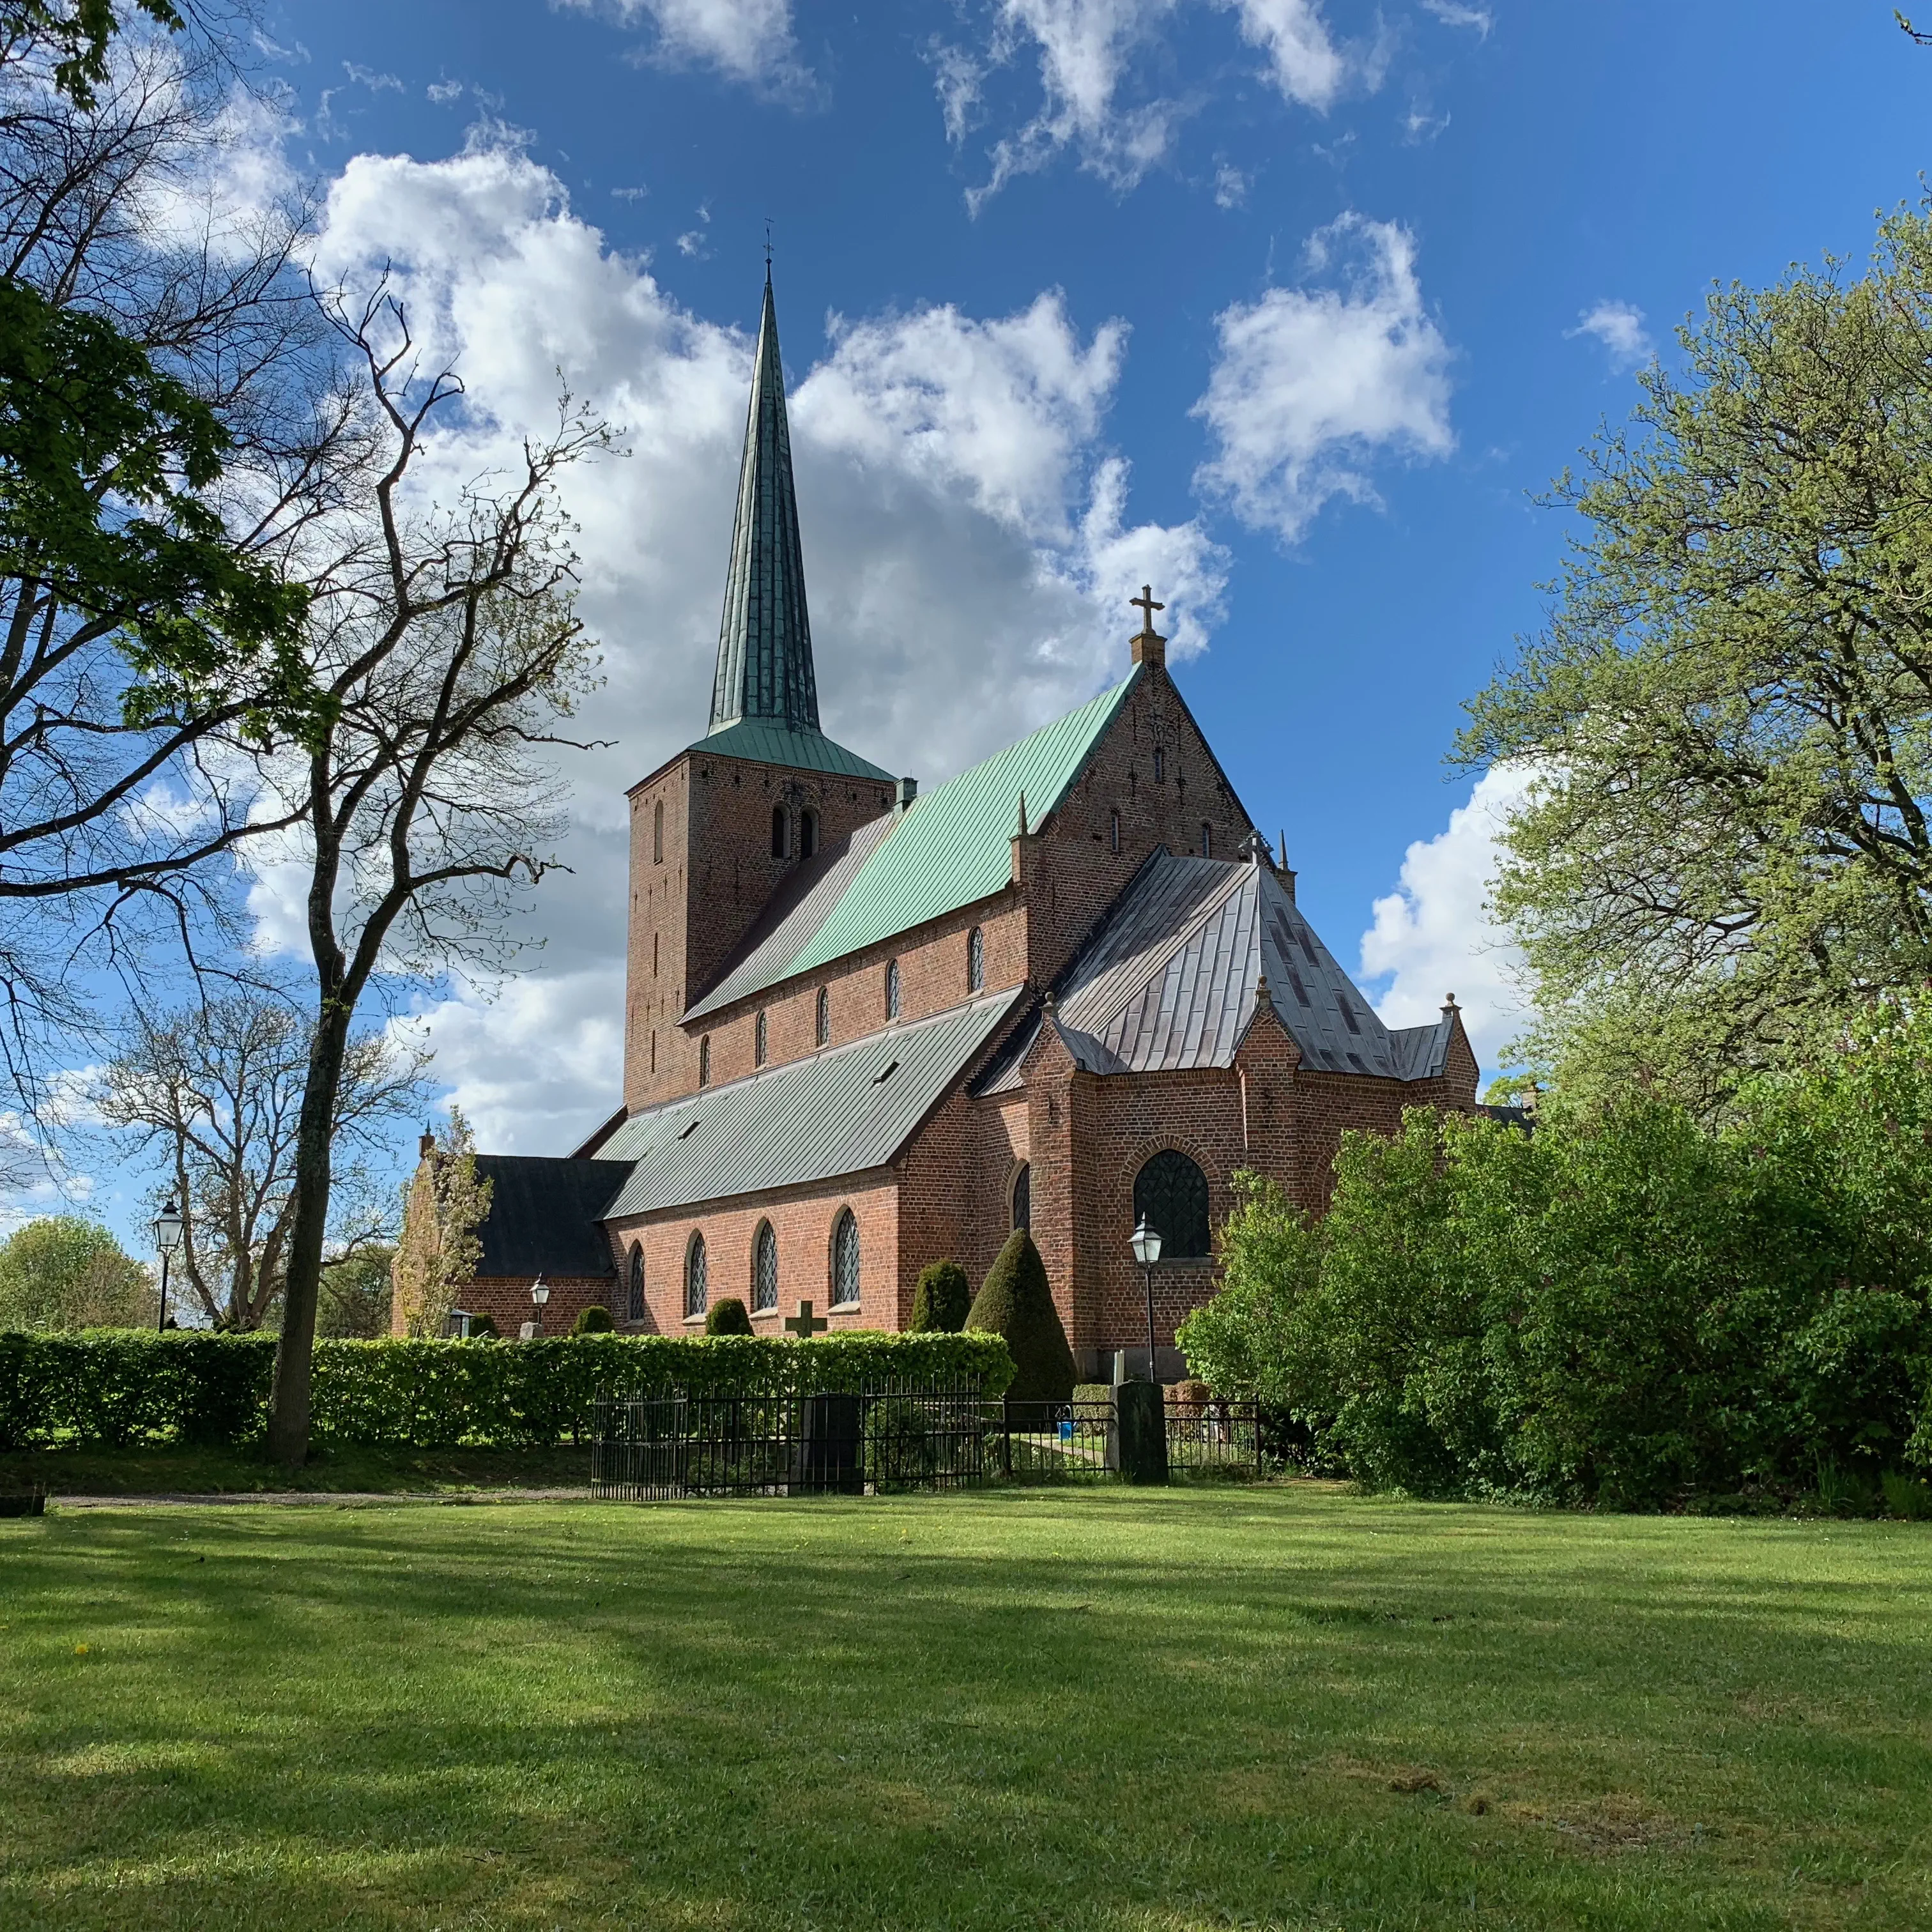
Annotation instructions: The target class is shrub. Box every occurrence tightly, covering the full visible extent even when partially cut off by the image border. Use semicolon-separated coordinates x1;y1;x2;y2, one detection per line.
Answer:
466;1312;499;1340
908;1260;971;1333
966;1230;1075;1404
0;1218;151;1332
705;1297;753;1336
572;1305;615;1335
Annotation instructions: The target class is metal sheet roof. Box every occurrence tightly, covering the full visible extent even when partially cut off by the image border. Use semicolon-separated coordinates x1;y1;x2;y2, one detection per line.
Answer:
979;852;1453;1087
694;718;894;781
596;988;1024;1219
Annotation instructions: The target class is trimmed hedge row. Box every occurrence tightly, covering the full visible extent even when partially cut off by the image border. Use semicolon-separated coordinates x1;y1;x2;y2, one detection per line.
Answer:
0;1329;1015;1452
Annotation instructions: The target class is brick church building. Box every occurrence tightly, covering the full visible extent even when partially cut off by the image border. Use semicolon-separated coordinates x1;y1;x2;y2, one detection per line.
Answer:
422;272;1479;1374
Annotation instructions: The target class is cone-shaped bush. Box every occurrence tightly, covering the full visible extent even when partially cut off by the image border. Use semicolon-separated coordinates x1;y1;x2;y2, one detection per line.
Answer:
909;1259;971;1333
572;1304;614;1335
965;1229;1075;1403
706;1296;753;1336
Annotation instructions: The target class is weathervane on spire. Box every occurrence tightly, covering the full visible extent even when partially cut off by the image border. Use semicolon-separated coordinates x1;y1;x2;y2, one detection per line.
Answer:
763;217;774;280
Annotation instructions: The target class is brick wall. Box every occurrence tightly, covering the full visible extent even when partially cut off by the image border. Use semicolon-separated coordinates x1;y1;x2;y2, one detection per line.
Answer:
452;1275;617;1338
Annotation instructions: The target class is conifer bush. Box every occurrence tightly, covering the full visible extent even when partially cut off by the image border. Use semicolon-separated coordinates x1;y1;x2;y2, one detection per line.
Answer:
571;1305;614;1335
705;1297;753;1336
466;1313;499;1340
908;1260;970;1333
965;1230;1076;1404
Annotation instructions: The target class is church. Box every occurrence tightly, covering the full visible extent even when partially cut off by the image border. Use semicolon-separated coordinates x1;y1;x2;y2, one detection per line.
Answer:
420;273;1479;1376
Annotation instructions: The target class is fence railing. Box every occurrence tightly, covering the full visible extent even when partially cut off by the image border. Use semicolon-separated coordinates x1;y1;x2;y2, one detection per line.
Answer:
591;1384;1264;1499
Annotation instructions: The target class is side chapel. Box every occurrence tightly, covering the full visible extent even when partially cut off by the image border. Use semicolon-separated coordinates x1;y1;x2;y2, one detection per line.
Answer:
409;271;1479;1376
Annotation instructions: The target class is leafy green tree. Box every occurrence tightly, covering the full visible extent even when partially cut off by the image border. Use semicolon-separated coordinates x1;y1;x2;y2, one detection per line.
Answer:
1461;203;1932;1108
0;1;183;109
965;1230;1075;1404
0;1213;150;1329
316;1246;395;1340
908;1259;970;1332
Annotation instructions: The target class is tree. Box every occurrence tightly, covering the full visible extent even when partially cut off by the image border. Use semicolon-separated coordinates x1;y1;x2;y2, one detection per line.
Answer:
0;1213;150;1328
1460;203;1932;1107
256;296;607;1463
316;1245;393;1339
908;1258;970;1332
95;988;425;1329
0;1;185;110
965;1230;1075;1404
390;1111;493;1341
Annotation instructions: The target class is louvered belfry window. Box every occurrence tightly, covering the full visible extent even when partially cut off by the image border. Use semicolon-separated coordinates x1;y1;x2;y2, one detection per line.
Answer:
831;1209;861;1305
1132;1150;1209;1258
753;1222;778;1312
685;1234;708;1319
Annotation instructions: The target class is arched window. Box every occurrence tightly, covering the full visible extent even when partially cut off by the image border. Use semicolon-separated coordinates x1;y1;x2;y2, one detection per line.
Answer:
685;1233;708;1319
771;806;788;859
698;1035;710;1086
652;799;664;864
1110;808;1120;854
967;925;985;993
1200;822;1213;859
752;1222;778;1312
1011;1162;1031;1232
1133;1150;1210;1259
815;986;829;1047
627;1246;645;1322
755;1010;768;1066
830;1209;861;1306
885;959;900;1021
801;809;819;857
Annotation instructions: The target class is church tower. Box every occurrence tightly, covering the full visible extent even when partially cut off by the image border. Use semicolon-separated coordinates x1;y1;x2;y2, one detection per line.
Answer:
622;272;896;1114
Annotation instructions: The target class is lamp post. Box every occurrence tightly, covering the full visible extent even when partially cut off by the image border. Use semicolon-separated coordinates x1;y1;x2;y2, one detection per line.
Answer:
529;1275;549;1337
1129;1216;1163;1383
152;1199;183;1333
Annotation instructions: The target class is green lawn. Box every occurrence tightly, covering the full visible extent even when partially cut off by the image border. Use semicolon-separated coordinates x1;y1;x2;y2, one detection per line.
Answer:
2;1485;1928;1931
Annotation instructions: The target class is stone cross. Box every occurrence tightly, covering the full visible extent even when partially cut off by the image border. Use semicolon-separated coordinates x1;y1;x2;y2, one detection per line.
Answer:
1130;584;1165;634
785;1299;829;1338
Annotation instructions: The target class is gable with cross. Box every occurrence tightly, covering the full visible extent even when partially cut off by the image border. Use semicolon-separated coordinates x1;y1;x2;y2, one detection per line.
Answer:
1130;584;1167;668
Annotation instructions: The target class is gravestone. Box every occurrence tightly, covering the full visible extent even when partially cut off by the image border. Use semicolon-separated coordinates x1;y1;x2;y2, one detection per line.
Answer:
792;1392;861;1494
1112;1378;1169;1485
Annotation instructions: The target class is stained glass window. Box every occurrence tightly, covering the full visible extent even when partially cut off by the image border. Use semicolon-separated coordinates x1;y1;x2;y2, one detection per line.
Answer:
885;960;900;1021
967;926;985;993
1132;1150;1209;1258
815;986;829;1046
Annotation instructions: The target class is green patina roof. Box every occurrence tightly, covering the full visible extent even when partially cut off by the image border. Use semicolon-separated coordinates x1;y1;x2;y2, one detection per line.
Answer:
696;717;894;781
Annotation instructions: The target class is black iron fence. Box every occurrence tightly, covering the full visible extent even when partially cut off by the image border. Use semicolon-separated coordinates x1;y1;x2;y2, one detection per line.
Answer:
591;1384;1264;1499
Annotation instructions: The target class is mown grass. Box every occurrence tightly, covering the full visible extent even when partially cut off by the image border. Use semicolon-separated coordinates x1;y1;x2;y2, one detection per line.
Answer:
2;1483;1929;1931
0;1441;596;1495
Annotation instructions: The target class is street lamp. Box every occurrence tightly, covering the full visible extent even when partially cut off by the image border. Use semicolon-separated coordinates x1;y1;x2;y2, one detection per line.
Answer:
1129;1216;1162;1383
529;1275;549;1337
152;1199;183;1333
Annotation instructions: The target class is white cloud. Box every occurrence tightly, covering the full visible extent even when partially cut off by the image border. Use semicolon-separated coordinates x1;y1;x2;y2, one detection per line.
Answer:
1401;102;1449;142
1568;298;1652;372
560;0;808;91
1192;211;1455;542
1225;0;1344;109
427;79;464;104
1358;765;1533;1077
293;132;1223;1151
1213;163;1248;208
343;62;404;92
1420;0;1491;36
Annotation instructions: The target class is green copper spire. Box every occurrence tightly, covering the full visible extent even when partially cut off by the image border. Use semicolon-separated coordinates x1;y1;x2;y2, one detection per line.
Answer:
709;270;820;736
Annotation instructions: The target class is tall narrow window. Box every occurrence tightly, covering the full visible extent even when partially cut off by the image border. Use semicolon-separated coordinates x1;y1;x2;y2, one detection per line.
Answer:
770;806;788;859
698;1035;710;1086
1200;822;1213;859
1011;1163;1031;1232
815;986;829;1046
801;809;819;857
967;926;985;993
652;799;664;863
885;959;900;1021
753;1222;778;1312
685;1234;708;1319
627;1246;645;1322
1110;808;1121;854
650;1032;656;1073
755;1009;768;1066
1153;747;1165;781
831;1209;861;1307
652;932;659;976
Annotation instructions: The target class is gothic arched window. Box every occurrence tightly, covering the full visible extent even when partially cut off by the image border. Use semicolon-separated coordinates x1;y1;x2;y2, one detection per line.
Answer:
1133;1150;1210;1259
1200;821;1213;859
967;926;985;993
627;1246;645;1322
685;1232;708;1319
1110;808;1121;854
885;960;900;1021
653;799;664;864
755;1010;768;1066
771;806;788;859
801;809;819;857
1011;1162;1031;1232
698;1036;710;1087
1153;747;1165;782
752;1222;778;1312
815;986;829;1047
831;1209;861;1306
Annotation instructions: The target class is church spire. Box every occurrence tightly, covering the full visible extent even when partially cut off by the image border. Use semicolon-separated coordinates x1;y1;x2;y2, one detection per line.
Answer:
709;270;820;736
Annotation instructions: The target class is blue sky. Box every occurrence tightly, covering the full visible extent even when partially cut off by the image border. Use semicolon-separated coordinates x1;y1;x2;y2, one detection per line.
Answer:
51;1;1932;1243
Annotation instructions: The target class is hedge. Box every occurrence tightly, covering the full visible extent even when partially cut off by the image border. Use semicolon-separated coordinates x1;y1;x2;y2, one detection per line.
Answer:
0;1329;1015;1452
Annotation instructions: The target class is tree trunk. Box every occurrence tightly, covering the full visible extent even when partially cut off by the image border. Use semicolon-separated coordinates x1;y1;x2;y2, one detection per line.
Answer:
266;997;352;1466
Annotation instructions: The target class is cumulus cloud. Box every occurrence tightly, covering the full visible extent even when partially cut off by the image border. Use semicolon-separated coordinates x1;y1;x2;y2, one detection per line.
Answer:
1358;765;1533;1076
558;0;809;91
1226;0;1345;107
1192;211;1455;542
292;131;1221;1151
1568;298;1652;372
